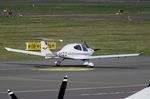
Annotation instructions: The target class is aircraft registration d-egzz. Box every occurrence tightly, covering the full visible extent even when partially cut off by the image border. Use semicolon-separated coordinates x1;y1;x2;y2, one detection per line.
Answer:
5;40;142;67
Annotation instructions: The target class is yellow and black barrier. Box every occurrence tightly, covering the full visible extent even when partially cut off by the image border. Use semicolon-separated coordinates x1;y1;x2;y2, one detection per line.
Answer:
26;42;56;50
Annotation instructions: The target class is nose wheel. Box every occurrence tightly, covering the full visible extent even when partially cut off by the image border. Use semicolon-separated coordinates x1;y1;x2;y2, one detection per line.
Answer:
88;62;94;67
55;60;61;66
83;60;94;68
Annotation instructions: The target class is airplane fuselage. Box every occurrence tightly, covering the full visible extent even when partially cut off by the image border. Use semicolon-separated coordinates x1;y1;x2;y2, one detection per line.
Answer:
56;43;94;59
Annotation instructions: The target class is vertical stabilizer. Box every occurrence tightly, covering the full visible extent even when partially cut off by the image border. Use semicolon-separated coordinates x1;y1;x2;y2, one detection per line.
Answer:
41;41;53;57
57;75;68;99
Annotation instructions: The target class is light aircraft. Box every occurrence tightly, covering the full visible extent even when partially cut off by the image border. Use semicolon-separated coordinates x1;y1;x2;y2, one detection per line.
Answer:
7;76;150;99
8;75;68;99
5;39;142;67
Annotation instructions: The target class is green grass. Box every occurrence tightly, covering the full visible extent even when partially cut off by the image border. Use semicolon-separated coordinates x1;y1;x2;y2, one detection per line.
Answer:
0;16;150;60
1;5;150;14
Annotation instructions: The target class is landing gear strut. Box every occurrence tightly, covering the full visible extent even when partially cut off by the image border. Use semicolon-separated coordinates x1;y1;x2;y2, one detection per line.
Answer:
55;59;64;66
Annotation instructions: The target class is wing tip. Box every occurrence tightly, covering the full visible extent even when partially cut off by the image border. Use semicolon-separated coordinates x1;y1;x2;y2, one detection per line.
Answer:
5;47;10;51
139;52;144;56
5;47;8;50
5;47;11;51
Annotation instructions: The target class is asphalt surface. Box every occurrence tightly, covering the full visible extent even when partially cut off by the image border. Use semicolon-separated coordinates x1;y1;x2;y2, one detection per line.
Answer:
1;12;150;20
0;56;150;99
0;1;150;20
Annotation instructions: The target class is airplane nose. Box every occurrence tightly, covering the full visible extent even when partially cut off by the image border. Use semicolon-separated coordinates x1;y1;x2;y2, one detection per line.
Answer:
88;48;94;55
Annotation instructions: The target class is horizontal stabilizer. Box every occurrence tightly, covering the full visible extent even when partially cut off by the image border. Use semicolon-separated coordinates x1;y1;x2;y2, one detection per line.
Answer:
35;38;63;42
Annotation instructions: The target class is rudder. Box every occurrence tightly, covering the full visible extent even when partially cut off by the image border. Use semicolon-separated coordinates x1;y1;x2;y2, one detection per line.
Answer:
41;41;53;57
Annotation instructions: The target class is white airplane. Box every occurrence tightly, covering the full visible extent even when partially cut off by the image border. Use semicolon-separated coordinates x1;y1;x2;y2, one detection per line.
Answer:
5;40;142;67
8;75;68;99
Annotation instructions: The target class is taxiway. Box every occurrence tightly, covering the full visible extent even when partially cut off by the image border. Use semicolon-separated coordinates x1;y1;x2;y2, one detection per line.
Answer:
0;56;150;99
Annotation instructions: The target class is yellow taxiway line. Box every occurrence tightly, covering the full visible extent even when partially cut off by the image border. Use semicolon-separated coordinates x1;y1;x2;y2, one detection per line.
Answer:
0;67;94;72
32;67;95;71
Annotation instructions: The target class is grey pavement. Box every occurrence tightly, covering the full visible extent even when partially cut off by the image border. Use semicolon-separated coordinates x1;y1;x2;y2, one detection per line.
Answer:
1;12;150;20
0;56;150;99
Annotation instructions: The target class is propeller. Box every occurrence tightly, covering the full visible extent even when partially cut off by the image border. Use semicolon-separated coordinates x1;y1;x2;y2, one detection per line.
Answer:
84;42;90;48
93;48;101;51
84;42;101;51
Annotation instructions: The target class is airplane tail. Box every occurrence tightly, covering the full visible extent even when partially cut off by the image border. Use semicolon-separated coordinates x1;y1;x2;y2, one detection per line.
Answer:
40;41;54;58
7;89;18;99
57;75;68;99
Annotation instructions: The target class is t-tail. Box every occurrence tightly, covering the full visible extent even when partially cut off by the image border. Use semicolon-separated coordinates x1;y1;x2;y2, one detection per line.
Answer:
7;90;18;99
40;41;55;59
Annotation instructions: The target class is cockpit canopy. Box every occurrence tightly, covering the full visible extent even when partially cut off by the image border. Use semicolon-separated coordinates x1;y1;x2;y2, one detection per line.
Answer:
74;44;88;51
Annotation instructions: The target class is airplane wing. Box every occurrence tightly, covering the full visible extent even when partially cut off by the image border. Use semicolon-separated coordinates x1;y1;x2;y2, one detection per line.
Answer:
69;53;142;60
124;85;150;99
5;47;44;56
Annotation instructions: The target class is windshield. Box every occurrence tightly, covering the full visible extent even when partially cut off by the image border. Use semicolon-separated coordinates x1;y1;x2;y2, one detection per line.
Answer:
74;45;82;51
82;44;88;51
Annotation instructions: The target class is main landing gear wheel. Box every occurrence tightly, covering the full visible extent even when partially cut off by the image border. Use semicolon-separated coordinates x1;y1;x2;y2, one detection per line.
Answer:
88;62;94;68
55;59;64;66
55;61;61;66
